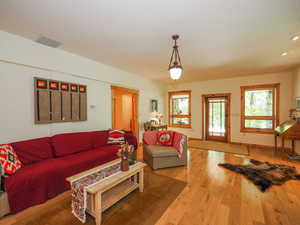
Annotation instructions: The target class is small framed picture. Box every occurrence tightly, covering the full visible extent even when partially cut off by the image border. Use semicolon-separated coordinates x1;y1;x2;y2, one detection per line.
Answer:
70;84;78;92
151;99;158;112
61;83;69;91
36;79;47;89
49;81;59;90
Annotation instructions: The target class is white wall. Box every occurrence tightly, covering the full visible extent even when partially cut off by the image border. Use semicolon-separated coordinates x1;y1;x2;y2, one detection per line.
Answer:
0;31;165;143
292;66;300;154
167;72;294;148
293;67;300;100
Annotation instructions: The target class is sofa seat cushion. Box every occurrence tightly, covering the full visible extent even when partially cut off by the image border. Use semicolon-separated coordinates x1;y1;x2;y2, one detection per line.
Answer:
5;147;118;213
11;137;54;165
51;132;93;157
144;145;178;158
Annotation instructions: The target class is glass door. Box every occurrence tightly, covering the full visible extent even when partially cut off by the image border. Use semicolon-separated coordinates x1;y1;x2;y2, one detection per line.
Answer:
205;96;229;142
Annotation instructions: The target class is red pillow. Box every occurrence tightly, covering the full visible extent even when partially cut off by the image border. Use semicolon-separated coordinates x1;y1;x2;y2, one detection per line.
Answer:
0;144;22;177
157;131;174;146
107;129;125;145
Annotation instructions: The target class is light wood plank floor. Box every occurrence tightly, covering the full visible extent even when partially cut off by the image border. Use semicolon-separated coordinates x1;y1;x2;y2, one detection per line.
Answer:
153;147;300;225
1;144;300;225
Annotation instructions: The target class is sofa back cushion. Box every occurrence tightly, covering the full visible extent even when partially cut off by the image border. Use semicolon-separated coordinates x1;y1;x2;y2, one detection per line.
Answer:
11;137;54;165
91;130;109;148
51;132;93;157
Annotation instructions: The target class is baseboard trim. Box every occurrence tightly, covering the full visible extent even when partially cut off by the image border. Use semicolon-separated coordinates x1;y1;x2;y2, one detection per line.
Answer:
188;139;292;153
230;141;292;152
188;137;203;141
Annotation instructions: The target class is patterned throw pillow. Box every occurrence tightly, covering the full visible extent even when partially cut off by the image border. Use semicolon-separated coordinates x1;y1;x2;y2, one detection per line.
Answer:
0;144;22;177
107;129;125;145
157;131;174;146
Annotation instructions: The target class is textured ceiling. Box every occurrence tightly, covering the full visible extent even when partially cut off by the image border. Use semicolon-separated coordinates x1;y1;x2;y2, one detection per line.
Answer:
0;0;300;83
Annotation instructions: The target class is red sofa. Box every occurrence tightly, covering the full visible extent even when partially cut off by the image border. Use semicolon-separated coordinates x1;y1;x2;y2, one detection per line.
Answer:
4;130;137;214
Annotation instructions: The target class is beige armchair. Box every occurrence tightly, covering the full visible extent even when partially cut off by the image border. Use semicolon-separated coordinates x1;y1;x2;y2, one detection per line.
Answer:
143;131;187;170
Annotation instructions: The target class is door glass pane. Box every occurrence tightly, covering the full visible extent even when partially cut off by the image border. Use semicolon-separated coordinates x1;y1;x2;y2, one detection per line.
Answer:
245;90;273;116
245;119;273;129
172;117;189;125
172;94;189;115
208;99;225;137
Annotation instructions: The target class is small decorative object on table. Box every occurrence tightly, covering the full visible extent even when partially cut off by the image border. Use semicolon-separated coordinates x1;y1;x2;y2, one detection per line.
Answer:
118;143;135;171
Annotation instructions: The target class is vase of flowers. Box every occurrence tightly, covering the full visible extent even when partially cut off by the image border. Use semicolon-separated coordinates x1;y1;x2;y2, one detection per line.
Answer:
118;143;135;171
150;112;164;125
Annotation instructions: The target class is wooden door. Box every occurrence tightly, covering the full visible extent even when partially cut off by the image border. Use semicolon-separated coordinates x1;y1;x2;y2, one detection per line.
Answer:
111;86;139;139
203;94;231;142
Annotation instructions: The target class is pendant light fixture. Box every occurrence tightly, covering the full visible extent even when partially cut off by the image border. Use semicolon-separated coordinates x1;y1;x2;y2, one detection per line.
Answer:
168;34;183;80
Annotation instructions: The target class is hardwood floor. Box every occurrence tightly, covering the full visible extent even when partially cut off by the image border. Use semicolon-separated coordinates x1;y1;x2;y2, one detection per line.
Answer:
1;145;300;225
154;147;300;225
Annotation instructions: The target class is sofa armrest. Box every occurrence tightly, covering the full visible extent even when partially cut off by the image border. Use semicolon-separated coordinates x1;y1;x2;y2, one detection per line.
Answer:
172;132;188;158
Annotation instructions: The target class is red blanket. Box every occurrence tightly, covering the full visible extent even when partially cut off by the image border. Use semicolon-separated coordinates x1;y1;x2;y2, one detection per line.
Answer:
173;133;187;158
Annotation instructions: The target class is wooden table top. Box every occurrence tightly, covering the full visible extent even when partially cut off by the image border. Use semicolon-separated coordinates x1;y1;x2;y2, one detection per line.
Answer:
66;159;146;194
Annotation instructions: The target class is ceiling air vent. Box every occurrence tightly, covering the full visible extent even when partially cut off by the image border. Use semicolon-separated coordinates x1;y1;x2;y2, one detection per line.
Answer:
35;36;62;48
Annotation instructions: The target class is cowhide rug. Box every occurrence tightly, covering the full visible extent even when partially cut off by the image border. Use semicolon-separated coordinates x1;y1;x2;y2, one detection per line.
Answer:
218;159;300;191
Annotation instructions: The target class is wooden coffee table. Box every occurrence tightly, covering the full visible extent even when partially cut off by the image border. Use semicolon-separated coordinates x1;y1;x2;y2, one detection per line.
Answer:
66;159;146;225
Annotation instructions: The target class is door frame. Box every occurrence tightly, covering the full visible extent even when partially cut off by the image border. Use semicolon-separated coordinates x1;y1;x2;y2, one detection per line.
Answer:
111;85;139;141
201;93;231;142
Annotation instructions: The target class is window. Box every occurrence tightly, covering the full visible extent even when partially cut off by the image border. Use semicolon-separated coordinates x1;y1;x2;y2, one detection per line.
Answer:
240;83;280;133
168;91;191;128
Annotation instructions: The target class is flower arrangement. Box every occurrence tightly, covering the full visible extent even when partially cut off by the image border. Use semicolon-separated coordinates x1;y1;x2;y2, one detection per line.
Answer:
118;142;135;171
150;112;164;124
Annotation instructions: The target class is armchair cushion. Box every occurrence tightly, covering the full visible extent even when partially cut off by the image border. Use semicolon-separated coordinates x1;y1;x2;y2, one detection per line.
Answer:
144;145;178;157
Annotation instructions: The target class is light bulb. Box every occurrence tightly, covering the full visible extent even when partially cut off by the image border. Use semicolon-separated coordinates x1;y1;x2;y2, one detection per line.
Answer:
169;67;182;80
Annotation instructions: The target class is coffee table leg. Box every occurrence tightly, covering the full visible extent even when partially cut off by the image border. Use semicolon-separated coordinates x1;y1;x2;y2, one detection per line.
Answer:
139;169;144;192
95;192;102;225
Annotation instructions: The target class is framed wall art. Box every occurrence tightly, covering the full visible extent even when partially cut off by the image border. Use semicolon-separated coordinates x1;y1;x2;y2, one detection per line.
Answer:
151;99;158;112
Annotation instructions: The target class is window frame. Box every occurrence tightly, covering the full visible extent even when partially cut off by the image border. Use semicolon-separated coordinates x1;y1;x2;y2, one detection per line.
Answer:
240;83;280;134
168;90;192;128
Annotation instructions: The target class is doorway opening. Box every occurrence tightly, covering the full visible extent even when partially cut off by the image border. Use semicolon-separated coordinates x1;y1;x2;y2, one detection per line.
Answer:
111;86;139;140
202;93;231;142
